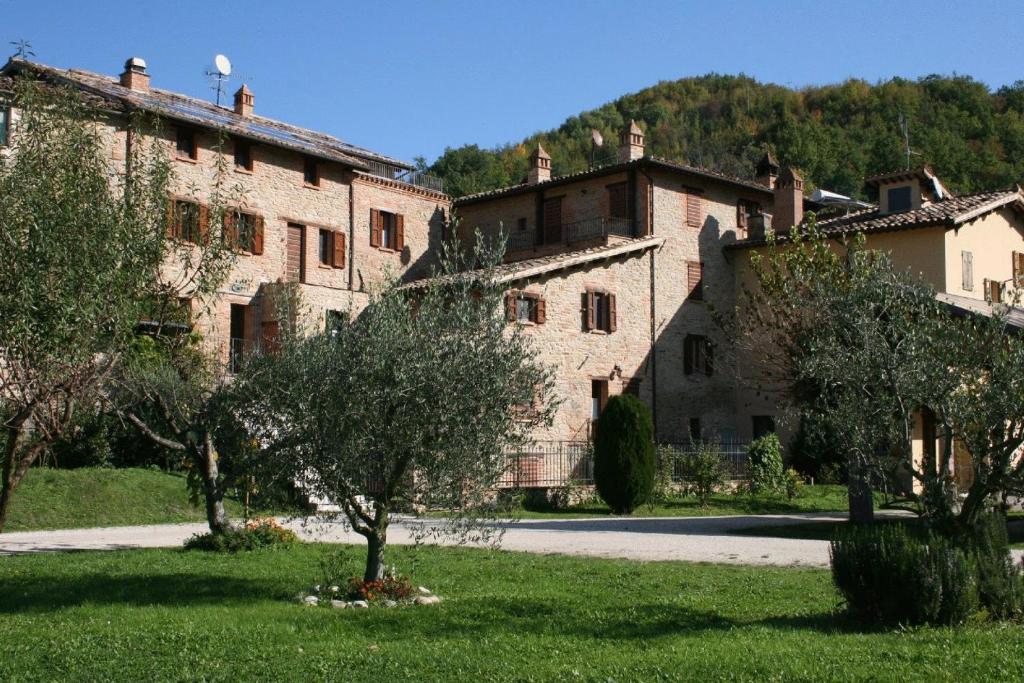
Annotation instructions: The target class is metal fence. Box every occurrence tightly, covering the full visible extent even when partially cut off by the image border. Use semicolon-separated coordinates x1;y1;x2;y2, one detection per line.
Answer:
363;159;445;193
499;439;750;488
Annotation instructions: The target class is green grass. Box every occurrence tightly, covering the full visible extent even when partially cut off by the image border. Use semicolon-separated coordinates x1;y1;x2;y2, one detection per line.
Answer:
1;545;1022;682
733;518;1024;549
3;467;242;532
514;484;865;518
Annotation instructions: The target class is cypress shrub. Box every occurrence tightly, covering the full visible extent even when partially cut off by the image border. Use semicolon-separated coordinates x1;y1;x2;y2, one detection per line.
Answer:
593;395;655;515
830;522;978;625
965;511;1023;620
748;434;785;495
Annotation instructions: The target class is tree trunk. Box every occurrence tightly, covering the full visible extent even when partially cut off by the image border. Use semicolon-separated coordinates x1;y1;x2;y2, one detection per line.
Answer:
199;430;229;534
364;528;387;582
847;461;875;524
0;427;42;533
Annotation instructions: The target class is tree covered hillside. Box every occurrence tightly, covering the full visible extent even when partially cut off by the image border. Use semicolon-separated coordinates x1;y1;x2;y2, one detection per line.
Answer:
430;74;1024;199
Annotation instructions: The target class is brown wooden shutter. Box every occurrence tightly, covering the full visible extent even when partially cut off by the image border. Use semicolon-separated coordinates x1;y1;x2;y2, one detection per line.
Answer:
198;204;210;244
599;380;609;413
505;291;517;322
1014;252;1024;285
607;293;617;332
534;296;546;325
333;231;346;268
222;210;237;248
584;291;595;331
687;261;703;301
395;214;405;251
370;209;382;247
166;200;176;238
737;201;748;228
686;190;703;227
252;216;265;255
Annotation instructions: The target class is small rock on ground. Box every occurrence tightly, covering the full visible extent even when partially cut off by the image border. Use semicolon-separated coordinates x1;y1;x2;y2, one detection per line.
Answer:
351;600;369;609
330;600;347;609
415;595;441;605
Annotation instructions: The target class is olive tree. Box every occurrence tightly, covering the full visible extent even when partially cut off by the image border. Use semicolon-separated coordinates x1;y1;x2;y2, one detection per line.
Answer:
0;78;172;531
235;239;557;580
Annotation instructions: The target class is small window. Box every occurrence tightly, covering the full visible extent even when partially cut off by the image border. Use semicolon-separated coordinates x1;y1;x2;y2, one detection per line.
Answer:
608;182;630;220
689;417;701;442
371;210;403;251
887;186;912;213
0;107;8;147
319;229;333;266
176;127;197;160
684;334;713;376
985;279;1002;303
227;211;259;252
687;261;704;301
515;294;534;323
171;200;201;243
517;217;528;232
234;139;253;172
752;415;776;439
584;290;616;333
326;309;344;336
303;157;319;186
506;291;545;325
591;379;609;421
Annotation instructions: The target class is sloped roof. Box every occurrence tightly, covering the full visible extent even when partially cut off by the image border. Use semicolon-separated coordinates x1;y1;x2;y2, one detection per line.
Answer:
2;58;412;172
454;155;774;205
728;189;1024;250
404;236;664;289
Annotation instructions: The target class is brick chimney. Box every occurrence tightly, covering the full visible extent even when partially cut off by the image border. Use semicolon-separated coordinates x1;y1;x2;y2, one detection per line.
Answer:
756;151;779;189
119;57;150;92
233;85;254;117
773;167;804;231
618;120;645;162
528;144;551;184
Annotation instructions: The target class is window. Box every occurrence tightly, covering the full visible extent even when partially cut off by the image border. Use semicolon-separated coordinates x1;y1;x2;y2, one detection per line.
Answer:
0;107;8;147
687;261;704;301
683;334;713;376
229;303;248;373
984;278;1002;303
584;290;616;333
505;291;545;325
517;217;528;232
689;417;702;442
1013;252;1024;287
591;379;609;421
370;209;404;251
326;309;344;336
303;157;319;186
685;188;703;227
169;199;202;243
286;223;305;283
319;229;333;266
175;127;197;160
752;415;776;439
225;210;263;254
736;199;759;236
608;182;630;220
887;186;912;213
234;139;253;172
963;251;974;291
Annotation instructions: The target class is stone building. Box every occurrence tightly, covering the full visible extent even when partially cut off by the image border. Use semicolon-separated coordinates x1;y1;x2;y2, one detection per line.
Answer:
0;57;450;371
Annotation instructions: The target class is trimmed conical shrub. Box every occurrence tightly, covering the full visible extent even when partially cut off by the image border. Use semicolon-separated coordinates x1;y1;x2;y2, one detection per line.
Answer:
593;394;655;514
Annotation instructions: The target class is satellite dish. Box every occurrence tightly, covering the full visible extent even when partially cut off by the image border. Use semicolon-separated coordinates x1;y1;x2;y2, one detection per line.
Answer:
214;54;232;77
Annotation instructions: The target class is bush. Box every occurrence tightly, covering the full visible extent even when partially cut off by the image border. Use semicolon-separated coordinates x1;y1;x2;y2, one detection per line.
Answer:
784;468;804;500
789;414;846;483
593;395;655;515
964;511;1023;620
183;518;298;552
648;445;683;508
830;522;978;625
679;441;726;507
748;434;785;495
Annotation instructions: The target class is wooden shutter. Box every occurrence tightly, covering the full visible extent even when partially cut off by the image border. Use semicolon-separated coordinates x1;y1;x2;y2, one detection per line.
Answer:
737;201;748;228
543;197;562;244
252;216;265;255
683;335;694;375
599;380;609;413
223;210;237;248
370;209;382;247
166;200;176;238
1014;252;1024;286
687;261;703;301
686;190;703;227
607;293;617;332
989;279;1002;303
395;214;405;251
534;296;546;325
962;251;973;291
333;231;346;268
704;339;714;376
584;291;595;331
505;291;517;322
198;204;210;244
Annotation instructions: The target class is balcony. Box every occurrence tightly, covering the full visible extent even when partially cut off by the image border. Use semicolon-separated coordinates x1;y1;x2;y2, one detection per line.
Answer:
363;159;445;193
504;216;635;254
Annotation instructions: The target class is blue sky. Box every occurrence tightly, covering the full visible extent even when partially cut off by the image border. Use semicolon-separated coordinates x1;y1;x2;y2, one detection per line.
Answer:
4;0;1022;163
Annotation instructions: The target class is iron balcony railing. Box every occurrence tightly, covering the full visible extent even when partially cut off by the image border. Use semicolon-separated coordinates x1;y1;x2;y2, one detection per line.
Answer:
497;216;636;254
364;159;445;193
498;438;750;488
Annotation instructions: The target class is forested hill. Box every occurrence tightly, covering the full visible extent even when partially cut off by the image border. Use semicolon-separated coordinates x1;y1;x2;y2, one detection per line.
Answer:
428;74;1024;199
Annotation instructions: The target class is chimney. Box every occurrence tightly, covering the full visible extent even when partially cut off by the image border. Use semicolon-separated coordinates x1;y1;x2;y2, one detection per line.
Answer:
528;144;551;184
119;57;149;92
773;167;804;231
618;120;645;162
233;84;254;117
755;151;779;189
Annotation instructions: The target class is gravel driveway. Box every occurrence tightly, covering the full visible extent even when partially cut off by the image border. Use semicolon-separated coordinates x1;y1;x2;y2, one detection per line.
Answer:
0;512;946;568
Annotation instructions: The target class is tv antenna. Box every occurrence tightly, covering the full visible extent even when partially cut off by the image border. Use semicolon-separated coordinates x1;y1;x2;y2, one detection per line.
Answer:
898;111;922;170
10;39;34;60
206;54;232;106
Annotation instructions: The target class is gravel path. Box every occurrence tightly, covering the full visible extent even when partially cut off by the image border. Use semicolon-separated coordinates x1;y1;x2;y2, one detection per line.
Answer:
0;511;955;568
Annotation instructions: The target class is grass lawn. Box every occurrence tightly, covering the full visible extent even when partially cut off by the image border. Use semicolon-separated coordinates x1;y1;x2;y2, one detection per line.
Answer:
1;545;1022;682
2;467;242;532
513;484;872;518
732;518;1024;549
